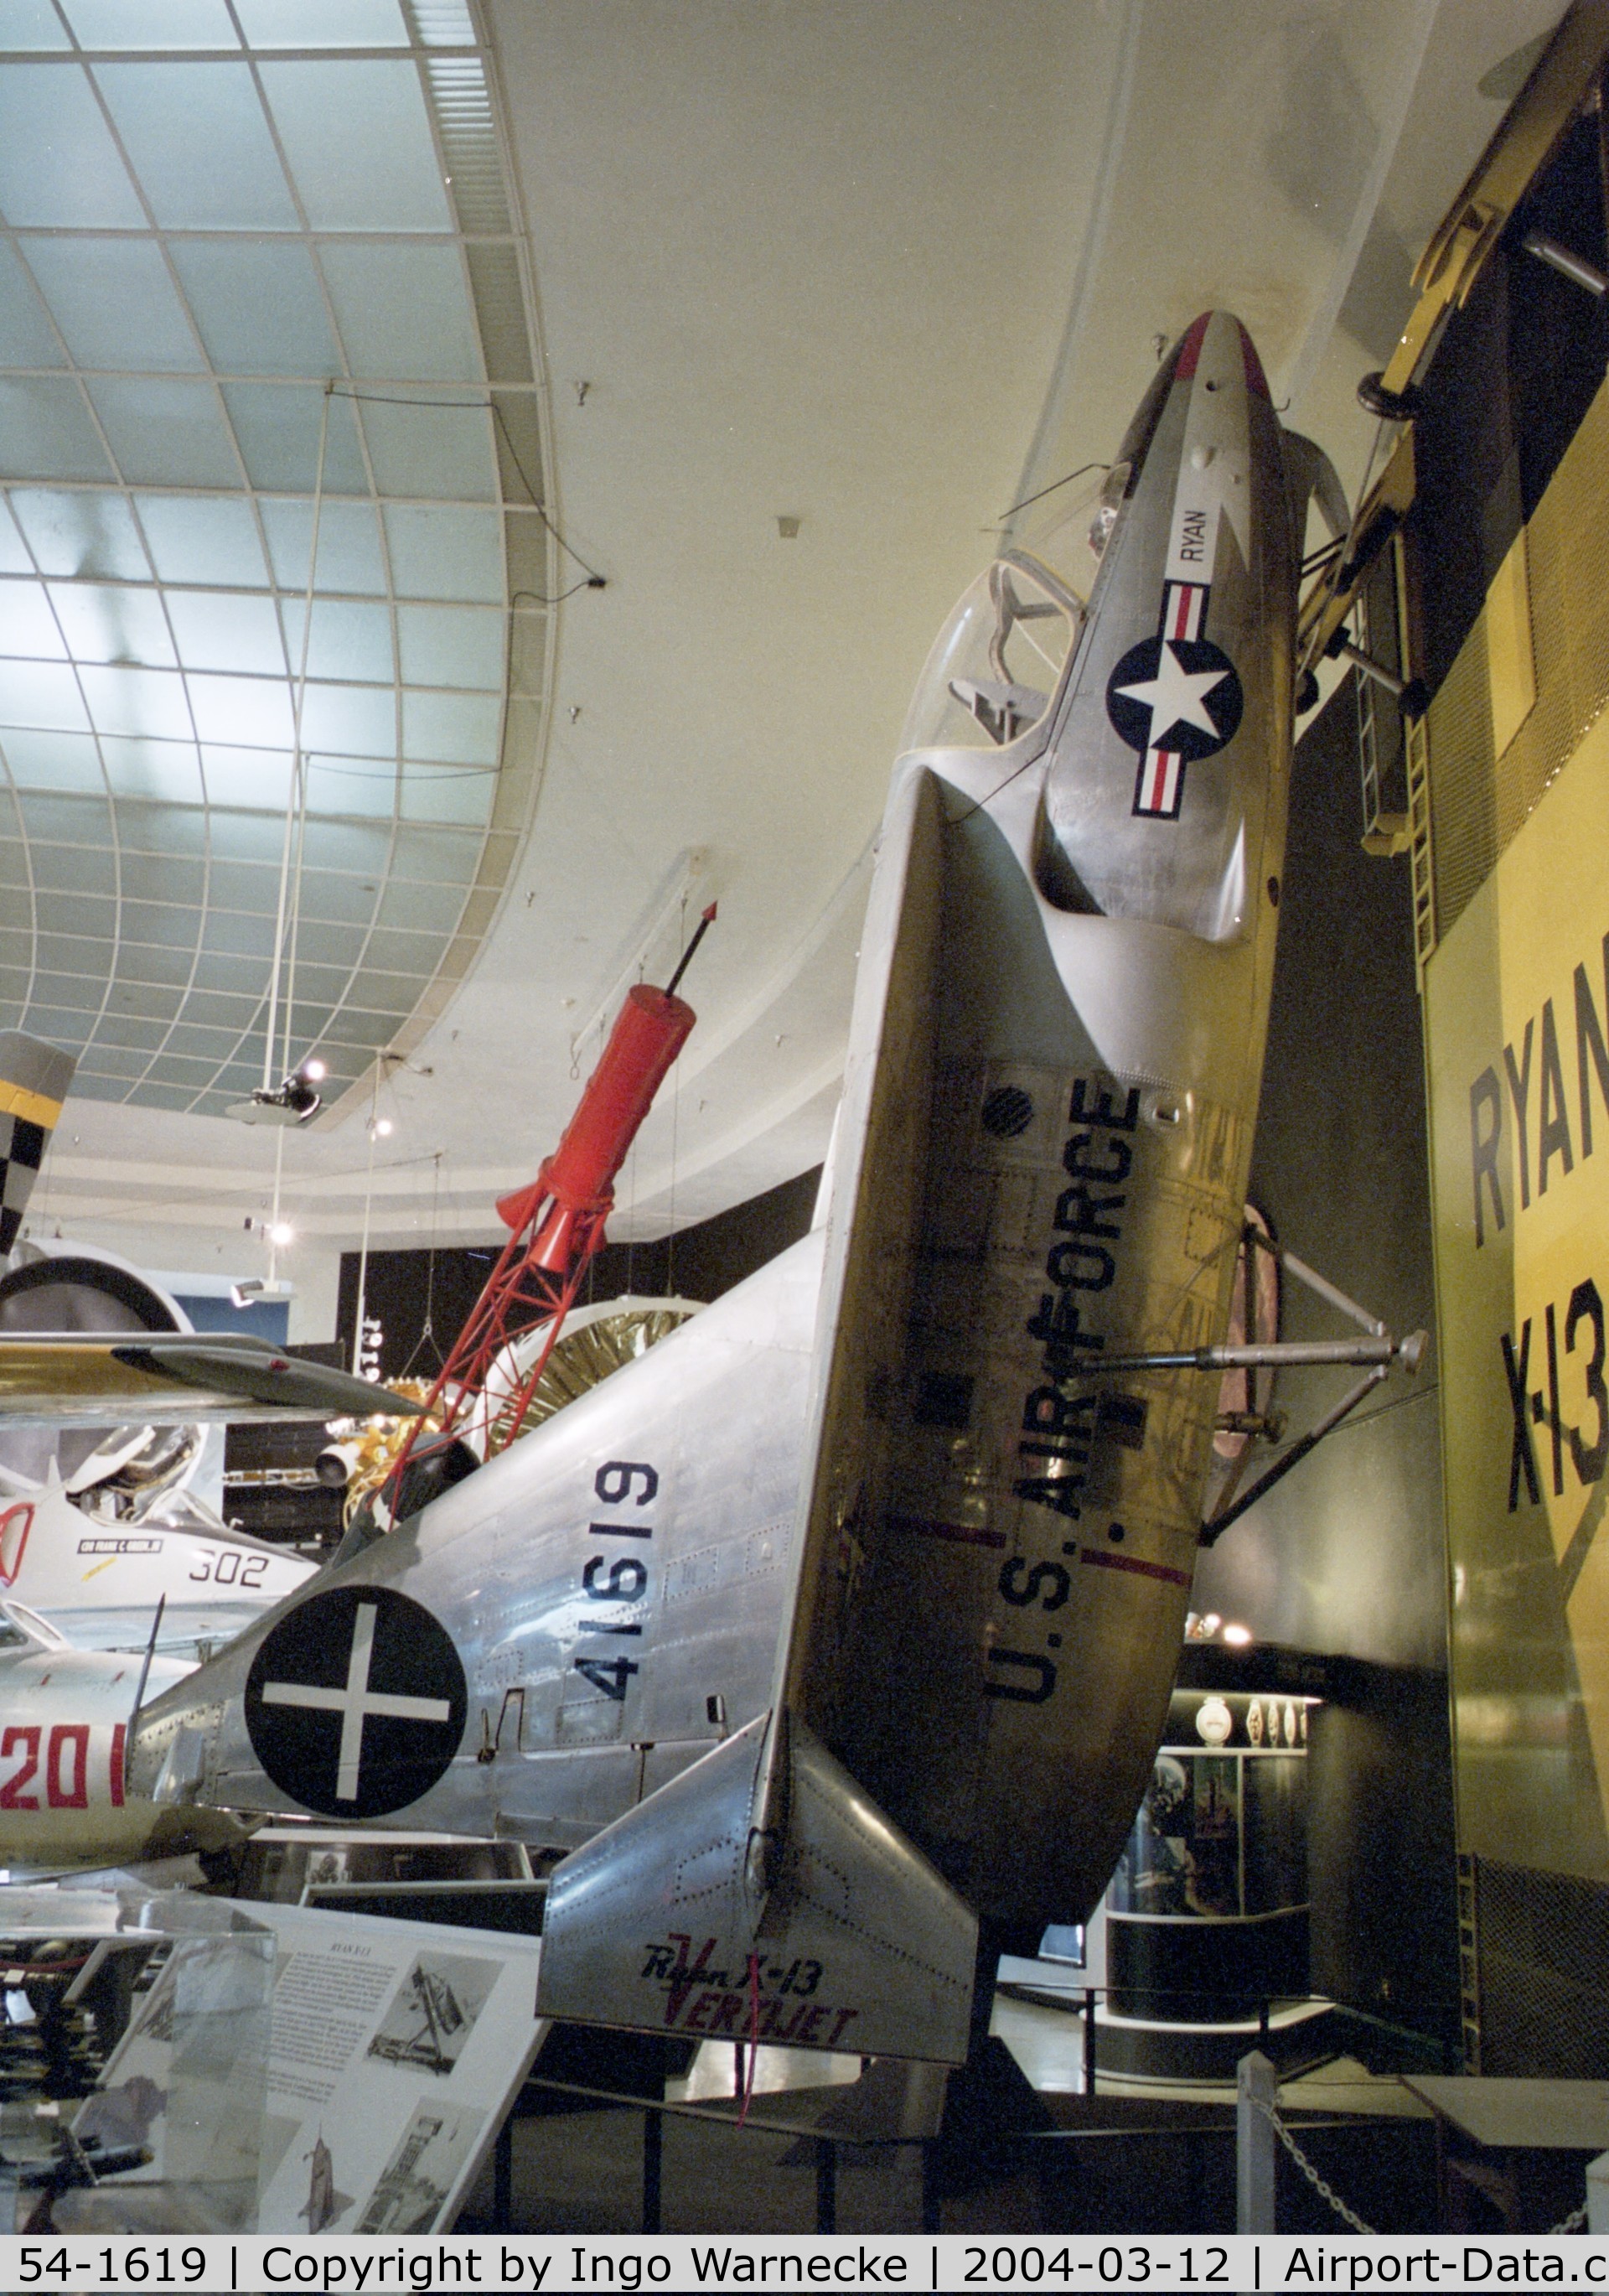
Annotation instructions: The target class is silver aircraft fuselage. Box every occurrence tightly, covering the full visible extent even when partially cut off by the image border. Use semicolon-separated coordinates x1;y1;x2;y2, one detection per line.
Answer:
131;313;1302;2047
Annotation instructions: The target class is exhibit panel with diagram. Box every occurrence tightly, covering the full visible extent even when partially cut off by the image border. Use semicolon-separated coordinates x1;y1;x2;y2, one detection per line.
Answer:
80;1900;544;2235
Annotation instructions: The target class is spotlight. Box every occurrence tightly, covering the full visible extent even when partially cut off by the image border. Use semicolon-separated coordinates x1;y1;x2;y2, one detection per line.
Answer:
267;1221;295;1248
1222;1623;1253;1647
303;1058;328;1082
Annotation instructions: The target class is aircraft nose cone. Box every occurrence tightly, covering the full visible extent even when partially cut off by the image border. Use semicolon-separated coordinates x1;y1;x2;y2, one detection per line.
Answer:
1175;310;1269;400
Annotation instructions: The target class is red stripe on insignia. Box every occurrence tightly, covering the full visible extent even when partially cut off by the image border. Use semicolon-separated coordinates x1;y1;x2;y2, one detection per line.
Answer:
1080;1548;1190;1589
1171;586;1192;640
889;1516;1006;1551
1146;750;1175;811
1173;313;1212;381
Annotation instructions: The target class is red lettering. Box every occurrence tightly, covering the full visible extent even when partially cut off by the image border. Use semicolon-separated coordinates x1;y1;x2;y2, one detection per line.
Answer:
683;1990;721;2034
110;1723;125;1810
47;1723;89;1810
826;2008;859;2047
706;1992;745;2037
794;2005;828;2045
0;1726;39;1809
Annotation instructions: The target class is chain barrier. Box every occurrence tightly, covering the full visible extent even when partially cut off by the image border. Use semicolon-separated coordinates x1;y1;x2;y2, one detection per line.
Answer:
1250;2092;1377;2233
1251;2093;1591;2236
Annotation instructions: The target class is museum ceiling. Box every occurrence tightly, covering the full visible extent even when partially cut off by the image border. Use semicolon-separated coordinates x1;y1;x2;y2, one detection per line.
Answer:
8;0;1570;1278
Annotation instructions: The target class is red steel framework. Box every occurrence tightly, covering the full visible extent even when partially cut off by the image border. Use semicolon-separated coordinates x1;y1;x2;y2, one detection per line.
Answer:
385;909;714;1493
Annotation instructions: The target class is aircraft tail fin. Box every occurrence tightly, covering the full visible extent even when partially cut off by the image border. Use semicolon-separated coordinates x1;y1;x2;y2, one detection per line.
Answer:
0;1032;75;1256
535;1707;977;2064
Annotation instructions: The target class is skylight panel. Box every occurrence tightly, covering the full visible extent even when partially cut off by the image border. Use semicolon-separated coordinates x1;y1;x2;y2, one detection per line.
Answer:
1;728;101;789
10;490;149;580
79;661;194;743
298;682;396;758
86;377;241;488
136;496;266;588
206;807;294;864
296;864;381;925
95;62;298;231
383;505;501;601
401;687;499;764
185;671;294;748
0;246;67;368
205;858;279;914
0;659;91;732
0;63;143;226
258;499;386;597
0;379;116;483
282;597;394;685
21;794;113;852
201;908;275;957
234;0;409;49
396;603;503;690
170;241;338;377
62;0;241;48
22;238;204;374
399;763;492;827
0;578;69;658
303;755;395;820
0;501;32;574
199;744;291;812
257;60;453;233
319;244;484;385
218;383;369;495
164;588;285;676
0;3;71;53
48;583;177;669
100;735;203;804
359;398;495;500
120;852;205;908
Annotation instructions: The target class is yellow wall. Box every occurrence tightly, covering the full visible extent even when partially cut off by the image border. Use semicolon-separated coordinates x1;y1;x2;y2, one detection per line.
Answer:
1426;699;1609;1880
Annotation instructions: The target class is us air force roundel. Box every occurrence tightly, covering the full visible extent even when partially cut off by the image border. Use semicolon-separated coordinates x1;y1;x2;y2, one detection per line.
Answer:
245;1583;466;1818
1105;633;1244;764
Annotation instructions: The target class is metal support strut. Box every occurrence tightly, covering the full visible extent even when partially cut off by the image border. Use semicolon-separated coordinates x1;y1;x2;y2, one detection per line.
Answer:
1068;1227;1427;1547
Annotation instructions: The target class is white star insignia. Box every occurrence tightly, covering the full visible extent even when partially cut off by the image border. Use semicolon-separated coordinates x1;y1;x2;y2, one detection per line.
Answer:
1117;640;1229;747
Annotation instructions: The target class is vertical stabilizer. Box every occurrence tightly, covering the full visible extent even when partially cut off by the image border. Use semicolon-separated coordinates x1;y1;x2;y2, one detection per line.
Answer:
535;1709;977;2063
0;1033;75;1255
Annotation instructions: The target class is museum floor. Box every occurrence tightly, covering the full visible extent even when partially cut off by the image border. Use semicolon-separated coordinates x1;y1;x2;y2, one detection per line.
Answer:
453;1998;1441;2236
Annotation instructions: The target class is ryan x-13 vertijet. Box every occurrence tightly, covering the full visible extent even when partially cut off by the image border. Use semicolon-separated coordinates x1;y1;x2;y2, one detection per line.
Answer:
131;314;1399;2060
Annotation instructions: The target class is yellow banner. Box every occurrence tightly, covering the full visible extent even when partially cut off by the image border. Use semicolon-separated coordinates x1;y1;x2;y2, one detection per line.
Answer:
1426;704;1609;1879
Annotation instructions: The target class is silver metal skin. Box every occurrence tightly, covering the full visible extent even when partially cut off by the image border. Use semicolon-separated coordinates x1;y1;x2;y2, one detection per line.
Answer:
128;313;1305;2062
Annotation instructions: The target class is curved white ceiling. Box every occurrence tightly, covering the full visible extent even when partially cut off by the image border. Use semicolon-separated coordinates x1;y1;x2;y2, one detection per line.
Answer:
10;0;1571;1288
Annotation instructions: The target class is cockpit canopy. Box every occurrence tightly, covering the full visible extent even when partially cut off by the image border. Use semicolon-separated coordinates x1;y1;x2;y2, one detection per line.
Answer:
899;550;1082;758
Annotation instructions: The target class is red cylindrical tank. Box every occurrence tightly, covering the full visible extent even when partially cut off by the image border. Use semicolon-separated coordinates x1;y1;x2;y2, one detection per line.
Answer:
496;983;696;1234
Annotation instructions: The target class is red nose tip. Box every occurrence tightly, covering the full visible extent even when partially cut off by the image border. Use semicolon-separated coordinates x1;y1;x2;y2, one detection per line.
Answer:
1239;324;1270;400
1174;313;1212;381
1173;311;1270;399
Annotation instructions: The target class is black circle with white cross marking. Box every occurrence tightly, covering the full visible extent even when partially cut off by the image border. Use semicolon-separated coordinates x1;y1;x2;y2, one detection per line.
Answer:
1105;634;1244;761
245;1584;467;1819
